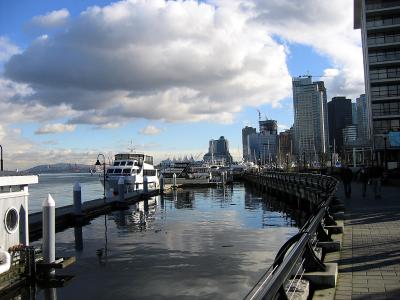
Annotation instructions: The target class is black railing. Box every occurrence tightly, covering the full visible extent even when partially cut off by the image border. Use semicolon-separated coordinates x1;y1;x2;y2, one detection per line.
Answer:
243;172;338;300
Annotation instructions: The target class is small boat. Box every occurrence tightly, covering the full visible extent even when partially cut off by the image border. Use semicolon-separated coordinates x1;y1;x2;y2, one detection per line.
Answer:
101;153;159;195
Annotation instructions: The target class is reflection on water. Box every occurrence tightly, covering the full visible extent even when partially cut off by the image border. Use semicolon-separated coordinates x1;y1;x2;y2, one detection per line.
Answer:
28;183;300;300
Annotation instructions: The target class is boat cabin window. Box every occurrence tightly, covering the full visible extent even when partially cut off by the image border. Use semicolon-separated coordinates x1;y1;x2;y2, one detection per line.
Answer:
120;161;126;166
107;169;114;174
123;169;131;174
113;162;120;166
127;161;133;166
114;168;122;174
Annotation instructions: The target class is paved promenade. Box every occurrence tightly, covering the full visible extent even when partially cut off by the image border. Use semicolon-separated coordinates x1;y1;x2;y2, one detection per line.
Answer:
334;181;400;299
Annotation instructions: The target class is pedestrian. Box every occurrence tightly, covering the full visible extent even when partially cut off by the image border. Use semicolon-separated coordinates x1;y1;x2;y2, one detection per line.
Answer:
340;165;353;198
358;165;369;197
370;164;383;199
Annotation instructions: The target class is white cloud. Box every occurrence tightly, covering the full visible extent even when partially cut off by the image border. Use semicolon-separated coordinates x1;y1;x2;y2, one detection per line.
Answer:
35;123;76;134
242;0;364;100
0;37;20;62
0;77;75;124
30;8;70;28
139;125;162;135
5;0;291;127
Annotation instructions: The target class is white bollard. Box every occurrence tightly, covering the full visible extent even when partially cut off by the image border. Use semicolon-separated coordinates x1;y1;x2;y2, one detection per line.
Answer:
144;176;149;193
43;194;56;276
73;182;82;215
173;173;177;188
159;174;164;192
118;177;124;202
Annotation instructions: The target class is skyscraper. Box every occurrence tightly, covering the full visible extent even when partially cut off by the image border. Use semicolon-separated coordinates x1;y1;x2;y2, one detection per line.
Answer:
292;76;329;157
203;136;233;164
328;97;353;153
354;0;400;166
356;94;370;143
242;126;256;161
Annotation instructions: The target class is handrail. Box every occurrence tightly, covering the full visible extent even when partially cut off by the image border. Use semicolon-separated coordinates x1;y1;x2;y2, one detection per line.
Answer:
243;172;338;300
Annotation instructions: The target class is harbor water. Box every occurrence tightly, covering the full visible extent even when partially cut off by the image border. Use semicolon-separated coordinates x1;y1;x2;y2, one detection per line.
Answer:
28;173;103;213
27;178;301;299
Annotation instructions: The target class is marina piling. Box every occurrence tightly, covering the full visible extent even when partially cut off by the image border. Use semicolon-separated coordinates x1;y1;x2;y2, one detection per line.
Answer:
73;182;82;216
173;173;177;188
118;177;124;202
143;176;148;193
42;194;56;276
159;174;164;193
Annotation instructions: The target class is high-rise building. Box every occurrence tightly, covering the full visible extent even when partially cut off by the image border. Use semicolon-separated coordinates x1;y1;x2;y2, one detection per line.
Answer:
278;127;293;162
356;94;370;143
259;120;278;135
328;96;353;152
354;0;400;166
343;125;358;146
292;76;329;156
352;102;358;125
242;126;256;161
203;136;233;164
243;118;278;164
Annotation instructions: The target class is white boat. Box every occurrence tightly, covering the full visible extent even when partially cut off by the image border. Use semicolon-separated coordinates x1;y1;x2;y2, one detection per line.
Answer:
159;160;232;187
102;153;159;195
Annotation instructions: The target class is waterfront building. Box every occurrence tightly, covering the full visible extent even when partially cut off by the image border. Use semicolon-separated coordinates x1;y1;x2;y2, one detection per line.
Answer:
356;94;370;143
292;76;329;157
354;0;400;167
352;102;358;125
242;126;257;162
203;136;233;165
343;125;358;145
243;118;278;164
278;127;293;164
328;96;353;153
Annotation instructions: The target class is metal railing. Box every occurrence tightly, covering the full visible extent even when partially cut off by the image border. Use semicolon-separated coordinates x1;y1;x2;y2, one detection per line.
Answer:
244;172;338;300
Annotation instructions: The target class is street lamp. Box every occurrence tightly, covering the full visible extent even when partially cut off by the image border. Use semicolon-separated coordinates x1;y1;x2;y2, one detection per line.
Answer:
95;153;106;201
0;144;3;171
303;151;306;171
384;136;388;171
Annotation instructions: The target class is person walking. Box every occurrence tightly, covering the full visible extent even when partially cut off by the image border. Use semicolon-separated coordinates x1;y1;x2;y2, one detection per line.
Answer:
340;165;353;198
370;164;383;199
358;165;369;197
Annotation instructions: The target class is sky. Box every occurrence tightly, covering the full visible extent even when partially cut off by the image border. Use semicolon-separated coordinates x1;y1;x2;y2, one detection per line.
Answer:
0;0;364;170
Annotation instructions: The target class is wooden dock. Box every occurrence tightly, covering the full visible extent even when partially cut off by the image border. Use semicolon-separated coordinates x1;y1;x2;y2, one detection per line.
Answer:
29;189;160;240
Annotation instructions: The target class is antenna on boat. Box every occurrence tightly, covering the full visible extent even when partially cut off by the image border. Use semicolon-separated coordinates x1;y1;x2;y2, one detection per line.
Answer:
128;140;136;153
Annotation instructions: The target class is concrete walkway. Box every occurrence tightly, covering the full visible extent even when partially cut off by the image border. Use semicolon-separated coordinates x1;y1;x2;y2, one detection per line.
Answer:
334;181;400;299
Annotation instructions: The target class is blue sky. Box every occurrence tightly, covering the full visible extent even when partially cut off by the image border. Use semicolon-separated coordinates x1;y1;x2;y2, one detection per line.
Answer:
0;0;363;169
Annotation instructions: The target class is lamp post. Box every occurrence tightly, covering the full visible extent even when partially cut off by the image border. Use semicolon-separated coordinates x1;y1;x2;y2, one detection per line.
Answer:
95;153;106;202
0;144;3;171
384;136;388;171
303;151;306;171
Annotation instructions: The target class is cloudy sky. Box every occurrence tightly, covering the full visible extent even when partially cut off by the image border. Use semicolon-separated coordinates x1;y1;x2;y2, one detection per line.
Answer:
0;0;364;170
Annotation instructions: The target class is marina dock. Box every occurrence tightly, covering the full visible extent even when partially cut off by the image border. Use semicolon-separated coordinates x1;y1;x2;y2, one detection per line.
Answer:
29;189;160;240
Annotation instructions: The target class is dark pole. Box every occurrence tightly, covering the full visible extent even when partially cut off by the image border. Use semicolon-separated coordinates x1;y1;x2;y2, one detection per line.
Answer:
384;136;388;171
303;151;306;170
96;153;106;202
0;144;3;171
103;162;106;200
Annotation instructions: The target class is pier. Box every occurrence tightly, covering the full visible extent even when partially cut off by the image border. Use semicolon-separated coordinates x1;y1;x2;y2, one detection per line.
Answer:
334;182;400;299
29;189;160;240
242;171;342;299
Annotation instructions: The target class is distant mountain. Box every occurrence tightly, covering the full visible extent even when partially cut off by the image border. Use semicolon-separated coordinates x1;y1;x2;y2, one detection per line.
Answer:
25;163;94;174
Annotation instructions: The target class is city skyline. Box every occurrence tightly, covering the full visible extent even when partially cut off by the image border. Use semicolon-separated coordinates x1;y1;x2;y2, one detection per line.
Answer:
0;0;364;169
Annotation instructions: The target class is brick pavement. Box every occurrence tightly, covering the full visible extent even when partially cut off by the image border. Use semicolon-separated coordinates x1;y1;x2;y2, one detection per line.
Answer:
334;181;400;300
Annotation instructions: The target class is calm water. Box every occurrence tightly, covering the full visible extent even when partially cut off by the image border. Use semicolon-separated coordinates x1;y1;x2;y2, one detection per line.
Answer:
30;182;300;300
28;173;103;213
